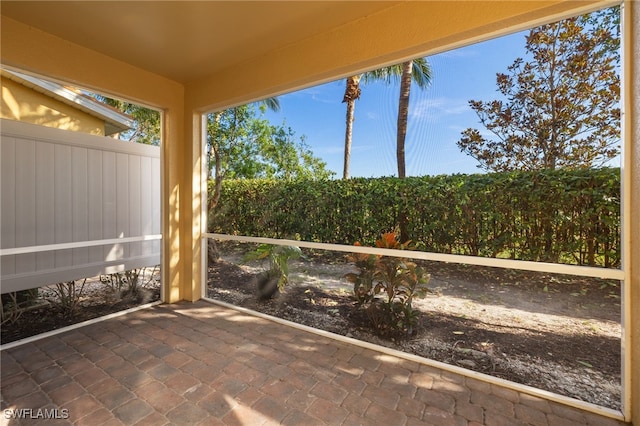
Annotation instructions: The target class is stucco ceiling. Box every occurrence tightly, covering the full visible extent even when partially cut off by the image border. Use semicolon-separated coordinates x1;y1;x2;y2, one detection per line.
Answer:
1;1;400;84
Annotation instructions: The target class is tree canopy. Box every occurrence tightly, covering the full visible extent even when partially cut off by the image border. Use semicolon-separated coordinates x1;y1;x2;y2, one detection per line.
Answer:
457;8;620;171
207;103;334;212
207;104;332;181
93;96;161;146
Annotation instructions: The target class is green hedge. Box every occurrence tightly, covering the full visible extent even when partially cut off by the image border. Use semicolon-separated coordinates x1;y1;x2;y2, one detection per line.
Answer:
210;168;620;267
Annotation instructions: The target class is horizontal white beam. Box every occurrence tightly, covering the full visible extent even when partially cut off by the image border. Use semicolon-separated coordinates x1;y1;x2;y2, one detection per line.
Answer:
0;235;162;256
205;233;624;281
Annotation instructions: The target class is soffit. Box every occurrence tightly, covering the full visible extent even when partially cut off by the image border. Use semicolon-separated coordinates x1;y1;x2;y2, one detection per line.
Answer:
0;1;399;84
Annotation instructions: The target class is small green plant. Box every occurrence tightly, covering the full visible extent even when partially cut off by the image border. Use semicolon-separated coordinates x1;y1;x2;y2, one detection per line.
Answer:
243;244;303;299
345;232;430;336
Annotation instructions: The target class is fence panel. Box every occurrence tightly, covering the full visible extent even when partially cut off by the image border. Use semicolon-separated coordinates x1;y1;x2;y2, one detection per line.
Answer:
0;119;161;293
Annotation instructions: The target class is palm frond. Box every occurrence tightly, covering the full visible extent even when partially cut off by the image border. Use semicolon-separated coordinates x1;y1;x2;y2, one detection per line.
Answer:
360;57;432;88
256;97;281;112
410;57;433;88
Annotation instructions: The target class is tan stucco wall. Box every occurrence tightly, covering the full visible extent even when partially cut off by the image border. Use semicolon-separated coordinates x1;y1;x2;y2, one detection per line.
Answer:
626;1;639;422
185;1;610;113
1;76;105;135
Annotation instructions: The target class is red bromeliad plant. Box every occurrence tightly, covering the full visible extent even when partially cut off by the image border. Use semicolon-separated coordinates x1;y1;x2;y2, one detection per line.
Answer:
345;232;430;336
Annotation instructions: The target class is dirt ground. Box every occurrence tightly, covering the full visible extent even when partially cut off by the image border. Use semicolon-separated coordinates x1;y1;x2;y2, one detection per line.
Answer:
0;269;161;345
207;249;622;411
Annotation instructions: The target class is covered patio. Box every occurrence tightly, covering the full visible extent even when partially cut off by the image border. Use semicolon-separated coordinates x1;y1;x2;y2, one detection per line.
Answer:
1;1;638;424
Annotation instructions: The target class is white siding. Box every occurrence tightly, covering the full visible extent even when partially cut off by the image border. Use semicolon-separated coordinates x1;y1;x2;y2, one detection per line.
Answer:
0;119;161;293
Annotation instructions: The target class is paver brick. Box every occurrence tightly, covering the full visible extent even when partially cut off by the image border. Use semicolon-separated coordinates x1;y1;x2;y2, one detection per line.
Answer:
234;386;264;407
515;403;549;426
164;372;201;395
166;401;210;425
12;390;50;411
251;396;290;423
310;381;348;404
484;410;526;426
62;394;102;422
397;396;425;419
1;302;630;426
134;411;170;426
584;412;629;426
455;400;484;423
142;385;185;414
261;378;297;400
94;387;135;411
197;391;237;418
281;409;323;426
340;393;371;417
222;403;271;426
362;384;400;410
40;375;73;393
470;388;515;416
48;382;85;406
349;353;380;371
73;407;116;425
359;369;384;386
31;364;65;384
306;397;349;424
332;374;366;395
422;406;458;426
409;371;435;389
73;366;110;388
82;346;113;363
380;375;417;398
285;390;316;412
520;392;552;413
415;388;456;413
490;383;520;403
364;402;408;425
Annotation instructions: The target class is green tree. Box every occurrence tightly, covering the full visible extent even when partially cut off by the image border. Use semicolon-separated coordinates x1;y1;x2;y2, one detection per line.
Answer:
207;103;333;212
341;58;432;179
457;8;620;172
92;96;161;145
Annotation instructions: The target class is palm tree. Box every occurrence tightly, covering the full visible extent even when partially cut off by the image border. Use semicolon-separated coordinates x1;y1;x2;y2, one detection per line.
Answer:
342;76;361;179
341;58;432;179
395;59;432;178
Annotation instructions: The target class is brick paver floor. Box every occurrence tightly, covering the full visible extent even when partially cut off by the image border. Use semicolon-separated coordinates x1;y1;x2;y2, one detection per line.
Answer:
0;301;629;425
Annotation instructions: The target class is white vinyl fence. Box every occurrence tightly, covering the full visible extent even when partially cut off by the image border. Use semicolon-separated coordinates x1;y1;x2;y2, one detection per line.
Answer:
0;119;161;293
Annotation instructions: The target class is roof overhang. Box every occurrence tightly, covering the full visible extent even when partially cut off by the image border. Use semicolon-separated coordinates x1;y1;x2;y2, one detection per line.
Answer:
2;68;134;135
0;1;616;112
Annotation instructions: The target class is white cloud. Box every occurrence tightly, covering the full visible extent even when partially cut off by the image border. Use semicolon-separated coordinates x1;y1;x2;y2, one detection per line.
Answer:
410;97;470;121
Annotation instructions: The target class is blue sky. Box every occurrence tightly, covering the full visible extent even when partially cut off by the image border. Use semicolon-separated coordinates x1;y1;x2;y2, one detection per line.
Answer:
264;31;530;178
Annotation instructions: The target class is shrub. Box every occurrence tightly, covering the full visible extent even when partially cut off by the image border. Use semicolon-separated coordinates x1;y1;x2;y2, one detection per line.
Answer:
243;244;303;299
101;266;159;303
48;279;87;317
345;232;430;337
211;168;620;268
